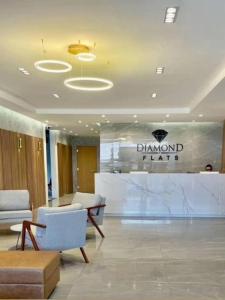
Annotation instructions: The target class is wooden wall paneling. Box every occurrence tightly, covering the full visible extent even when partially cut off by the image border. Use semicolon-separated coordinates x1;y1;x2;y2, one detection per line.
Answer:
57;143;64;197
26;135;46;209
221;120;225;173
36;138;46;207
1;129;13;189
14;133;28;189
0;129;3;189
25;135;36;208
67;145;73;193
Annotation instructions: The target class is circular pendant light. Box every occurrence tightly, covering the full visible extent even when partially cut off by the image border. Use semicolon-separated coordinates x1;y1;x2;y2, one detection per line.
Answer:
75;53;96;62
64;77;113;91
34;60;72;73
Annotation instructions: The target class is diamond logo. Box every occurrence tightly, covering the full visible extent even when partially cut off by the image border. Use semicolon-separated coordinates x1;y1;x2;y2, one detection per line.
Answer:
152;129;168;143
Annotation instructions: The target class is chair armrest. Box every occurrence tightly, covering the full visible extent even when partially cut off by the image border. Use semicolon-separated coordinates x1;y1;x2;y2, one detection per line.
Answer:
87;204;106;215
21;221;46;251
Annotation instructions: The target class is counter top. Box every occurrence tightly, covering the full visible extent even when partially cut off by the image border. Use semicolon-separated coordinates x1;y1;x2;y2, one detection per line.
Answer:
95;173;225;217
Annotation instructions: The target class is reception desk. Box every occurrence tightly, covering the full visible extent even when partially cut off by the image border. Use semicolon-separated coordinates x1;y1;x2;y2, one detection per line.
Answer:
95;173;225;217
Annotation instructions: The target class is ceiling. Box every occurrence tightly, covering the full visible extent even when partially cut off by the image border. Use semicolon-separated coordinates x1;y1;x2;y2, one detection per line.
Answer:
0;0;225;136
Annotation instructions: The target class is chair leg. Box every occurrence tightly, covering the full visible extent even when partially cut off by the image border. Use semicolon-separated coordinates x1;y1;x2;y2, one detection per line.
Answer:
88;213;105;238
80;247;89;263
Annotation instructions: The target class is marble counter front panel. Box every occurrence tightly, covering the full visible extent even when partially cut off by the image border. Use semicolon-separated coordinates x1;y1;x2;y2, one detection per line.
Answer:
95;173;225;217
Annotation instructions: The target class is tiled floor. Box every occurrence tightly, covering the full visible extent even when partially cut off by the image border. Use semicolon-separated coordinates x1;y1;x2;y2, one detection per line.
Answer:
1;217;225;299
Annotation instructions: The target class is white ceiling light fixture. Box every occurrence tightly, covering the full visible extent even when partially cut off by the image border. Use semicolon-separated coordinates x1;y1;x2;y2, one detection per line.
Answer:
78;120;82;124
164;7;178;23
106;120;110;123
64;77;113;92
101;115;106;118
198;114;203;118
156;67;165;74
166;114;170;118
76;53;96;62
152;93;157;98
90;128;94;131
133;114;137;118
68;43;96;62
134;120;139;124
85;124;89;128
34;60;72;73
96;122;101;126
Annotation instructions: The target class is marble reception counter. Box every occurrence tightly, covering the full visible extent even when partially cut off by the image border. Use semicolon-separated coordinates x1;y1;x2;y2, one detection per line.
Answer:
95;173;225;217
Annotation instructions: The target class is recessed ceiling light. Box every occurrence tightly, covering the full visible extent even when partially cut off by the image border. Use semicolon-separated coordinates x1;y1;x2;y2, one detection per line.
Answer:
85;124;89;128
134;120;139;124
90;128;94;131
152;93;157;98
166;114;170;118
34;60;72;73
164;7;178;23
18;67;30;75
78;120;82;124
63;128;66;130
53;93;60;99
106;120;110;123
69;130;73;133
96;122;101;126
156;67;165;74
133;115;137;118
101;114;106;118
45;120;49;123
198;114;203;118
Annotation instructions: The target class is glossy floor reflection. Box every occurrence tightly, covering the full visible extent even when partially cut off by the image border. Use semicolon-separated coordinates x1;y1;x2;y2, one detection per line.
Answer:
1;218;225;299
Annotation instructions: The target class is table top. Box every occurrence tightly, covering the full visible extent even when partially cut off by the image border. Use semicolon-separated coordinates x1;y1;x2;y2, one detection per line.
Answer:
10;224;23;232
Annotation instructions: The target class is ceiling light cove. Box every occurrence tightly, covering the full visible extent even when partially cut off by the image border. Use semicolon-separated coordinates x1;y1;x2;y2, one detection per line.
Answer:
152;93;157;98
64;77;113;91
34;60;72;73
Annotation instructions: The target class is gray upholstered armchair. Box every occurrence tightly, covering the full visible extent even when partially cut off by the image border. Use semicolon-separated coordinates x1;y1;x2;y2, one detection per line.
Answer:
0;190;32;224
21;203;89;263
73;192;106;238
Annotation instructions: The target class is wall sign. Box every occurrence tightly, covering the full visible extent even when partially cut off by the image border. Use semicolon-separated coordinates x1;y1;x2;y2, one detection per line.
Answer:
137;129;184;161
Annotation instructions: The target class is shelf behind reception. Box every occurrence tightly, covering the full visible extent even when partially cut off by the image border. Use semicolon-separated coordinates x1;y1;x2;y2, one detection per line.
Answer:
95;173;225;217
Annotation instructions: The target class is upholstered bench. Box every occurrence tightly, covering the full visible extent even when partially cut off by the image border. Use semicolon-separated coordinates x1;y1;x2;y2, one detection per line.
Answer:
0;251;60;299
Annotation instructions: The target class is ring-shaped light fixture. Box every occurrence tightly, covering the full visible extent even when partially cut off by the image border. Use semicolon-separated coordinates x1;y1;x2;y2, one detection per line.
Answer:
64;77;113;91
34;60;72;73
75;53;96;62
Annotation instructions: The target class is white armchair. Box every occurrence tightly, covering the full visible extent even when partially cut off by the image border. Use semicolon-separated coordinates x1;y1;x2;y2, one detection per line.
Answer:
73;192;106;238
21;203;89;263
0;190;32;224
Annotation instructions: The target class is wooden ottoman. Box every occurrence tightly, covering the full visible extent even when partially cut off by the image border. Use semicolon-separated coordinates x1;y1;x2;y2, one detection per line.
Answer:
0;251;60;299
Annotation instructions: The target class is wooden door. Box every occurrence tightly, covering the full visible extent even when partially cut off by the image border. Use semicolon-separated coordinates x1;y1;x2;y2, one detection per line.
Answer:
1;129;27;190
57;143;73;197
77;146;97;193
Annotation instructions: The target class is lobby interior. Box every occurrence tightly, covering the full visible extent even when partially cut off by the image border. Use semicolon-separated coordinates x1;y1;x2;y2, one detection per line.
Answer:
1;0;225;299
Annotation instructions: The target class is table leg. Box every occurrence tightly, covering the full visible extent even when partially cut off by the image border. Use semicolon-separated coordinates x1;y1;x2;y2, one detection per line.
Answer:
16;232;21;250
